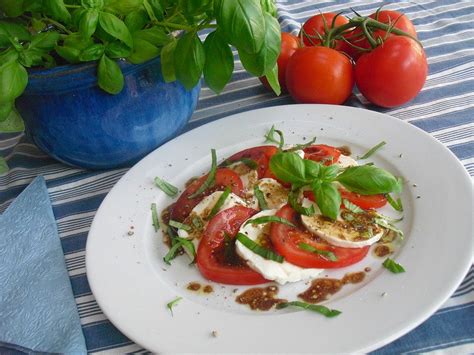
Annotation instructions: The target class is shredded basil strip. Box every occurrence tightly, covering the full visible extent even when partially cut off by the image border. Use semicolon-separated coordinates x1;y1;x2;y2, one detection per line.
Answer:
151;203;160;231
276;301;341;318
264;125;285;150
163;236;196;265
254;185;268;210
166;296;182;316
192;216;203;230
236;233;284;263
285;137;317;152
386;193;404;212
288;189;316;216
188;148;217;199
298;242;337;261
207;186;231;220
169;220;192;231
358;141;387;160
374;217;404;239
154;176;179;197
221;157;258;169
383;258;406;273
342;199;364;213
244;215;295;227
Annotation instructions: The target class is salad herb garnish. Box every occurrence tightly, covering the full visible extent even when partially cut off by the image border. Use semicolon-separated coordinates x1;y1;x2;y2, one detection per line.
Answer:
164;235;196;265
192;216;204;230
288;189;316;216
151;203;160;231
386;193;404;212
342;199;364;213
264;125;285;150
169;220;191;231
166;297;182;316
284;137;317;152
207;186;231;220
188;148;217;199
254;185;268;210
374;217;404;239
154;176;178;197
276;301;341;318
382;258;406;273
357;141;387;159
298;242;337;261
236;233;284;263
221;157;258;170
244;216;296;227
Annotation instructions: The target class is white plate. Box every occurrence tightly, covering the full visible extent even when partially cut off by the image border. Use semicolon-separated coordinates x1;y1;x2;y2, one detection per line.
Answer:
86;105;473;353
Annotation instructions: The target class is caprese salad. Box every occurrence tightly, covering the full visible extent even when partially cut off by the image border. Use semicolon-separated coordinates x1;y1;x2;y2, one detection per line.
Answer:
154;127;404;290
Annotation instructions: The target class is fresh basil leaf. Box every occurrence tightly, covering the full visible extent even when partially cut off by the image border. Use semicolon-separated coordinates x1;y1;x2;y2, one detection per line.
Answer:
29;32;60;51
358;141;386;160
55;45;82;63
221;157;258;170
254;185;268;210
304;159;321;179
154;176;178;197
269;152;307;185
244;216;295;228
0;1;25;17
207;186;231;220
127;37;159;64
263;62;281;95
192;216;203;230
0;49;18;66
215;0;265;54
238;12;280;76
336;165;402;195
104;0;142;14
174;32;204;90
203;30;234;94
0;60;28;102
81;0;104;9
105;40;132;58
276;301;341;317
342;198;364;213
0;155;8;174
260;0;277;16
319;164;340;181
166;296;182;316
285;137;317;152
0;108;24;132
44;0;71;23
143;0;164;21
79;43;105;61
169;220;192;231
288;189;316;216
236;233;284;263
382;258;405;273
0;21;32;47
264;125;285;150
125;8;149;32
160;39;177;82
313;181;340;220
386;193;403;212
374;217;404;239
0;101;14;122
99;11;133;47
188;148;217;199
97;54;124;94
133;26;170;46
151;202;160;232
58;33;95;62
298;242;337;261
79;9;99;38
179;0;213;15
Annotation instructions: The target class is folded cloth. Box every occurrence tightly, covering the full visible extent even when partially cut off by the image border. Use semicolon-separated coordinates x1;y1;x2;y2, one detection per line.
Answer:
0;177;86;353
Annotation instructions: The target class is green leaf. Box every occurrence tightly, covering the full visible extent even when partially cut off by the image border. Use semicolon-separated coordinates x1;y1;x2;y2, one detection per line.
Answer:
104;0;143;14
151;202;160;231
244;215;295;228
188;148;217;199
207;186;231;220
44;0;71;23
0;49;19;66
263;63;281;95
79;9;100;38
288;188;316;216
160;39;176;82
0;108;24;132
385;193;403;212
99;11;133;48
0;60;28;102
264;125;284;149
133;26;170;46
236;233;284;263
0;21;32;47
127;37;159;64
383;258;405;274
79;43;105;61
215;0;265;54
125;8;149;32
238;12;281;76
174;32;204;90
142;0;164;21
312;182;341;220
203;30;234;94
298;242;337;261
56;33;94;63
179;0;212;15
105;40;132;58
154;176;178;197
336;165;402;195
55;45;81;63
319;164;340;181
260;0;277;17
29;32;60;51
0;101;13;121
82;0;104;9
0;0;25;17
169;220;192;231
254;185;268;210
269;152;307;185
304;159;321;179
97;54;124;94
0;155;8;174
166;296;182;316
342;199;364;213
358;141;387;160
276;301;341;317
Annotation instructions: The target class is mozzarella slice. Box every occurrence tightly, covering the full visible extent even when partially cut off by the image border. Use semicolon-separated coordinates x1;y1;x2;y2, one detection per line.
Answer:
337;154;358;168
300;199;384;248
227;161;259;199
236;210;324;285
255;178;289;210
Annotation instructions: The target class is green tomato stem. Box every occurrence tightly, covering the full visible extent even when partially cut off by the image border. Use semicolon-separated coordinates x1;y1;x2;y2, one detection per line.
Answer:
44;17;72;34
361;19;377;48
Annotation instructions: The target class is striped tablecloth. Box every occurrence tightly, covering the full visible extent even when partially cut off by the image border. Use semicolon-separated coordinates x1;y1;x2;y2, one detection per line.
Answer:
1;0;473;353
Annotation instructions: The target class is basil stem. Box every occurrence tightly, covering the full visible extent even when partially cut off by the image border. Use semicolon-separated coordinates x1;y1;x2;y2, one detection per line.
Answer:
298;242;337;261
151;202;160;231
244;215;295;227
276;301;341;318
285;137;317;152
169;220;192;231
207;186;231;220
386;193;403;212
236;233;284;263
358;141;386;159
254;185;268;210
383;258;405;273
154;176;178;197
221;157;258;169
166;296;182;316
264;125;284;150
188;148;217;199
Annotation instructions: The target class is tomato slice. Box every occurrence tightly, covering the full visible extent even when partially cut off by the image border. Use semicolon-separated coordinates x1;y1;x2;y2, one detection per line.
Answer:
196;206;268;285
225;145;278;178
170;168;244;222
303;145;341;165
304;189;387;210
270;205;369;268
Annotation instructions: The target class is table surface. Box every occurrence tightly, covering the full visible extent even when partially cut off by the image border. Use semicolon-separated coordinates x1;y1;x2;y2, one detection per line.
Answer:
1;0;473;353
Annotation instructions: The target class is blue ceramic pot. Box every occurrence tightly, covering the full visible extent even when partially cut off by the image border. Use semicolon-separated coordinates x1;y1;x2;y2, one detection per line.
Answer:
16;57;200;169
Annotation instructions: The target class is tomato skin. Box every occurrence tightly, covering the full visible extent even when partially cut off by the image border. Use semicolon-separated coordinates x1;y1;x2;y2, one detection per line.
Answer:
355;36;428;108
270;205;369;268
300;13;351;53
170;168;244;222
225;145;278;178
304;189;387;210
286;46;354;105
260;32;300;93
303;144;341;165
196;206;268;285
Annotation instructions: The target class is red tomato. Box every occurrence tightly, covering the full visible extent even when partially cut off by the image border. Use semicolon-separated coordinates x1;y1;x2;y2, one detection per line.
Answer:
225;145;278;178
170;168;244;222
355;36;428;107
196;206;268;285
286;46;354;104
349;10;417;60
299;13;352;55
303;144;341;165
304;189;387;210
260;32;300;93
270;205;369;268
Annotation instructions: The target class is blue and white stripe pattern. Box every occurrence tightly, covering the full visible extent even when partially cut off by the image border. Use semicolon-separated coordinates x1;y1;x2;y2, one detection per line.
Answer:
0;0;473;353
